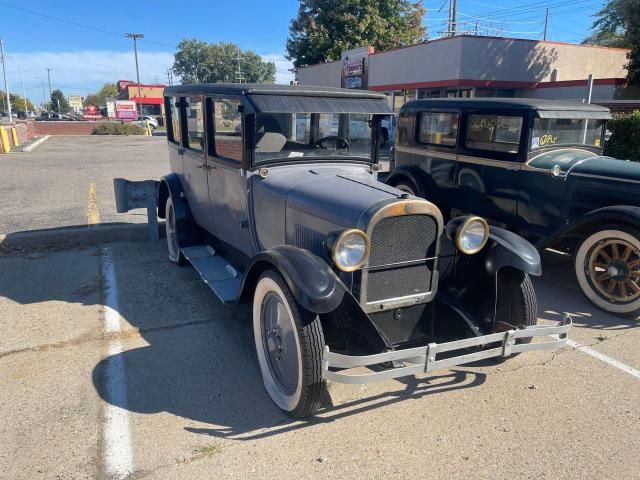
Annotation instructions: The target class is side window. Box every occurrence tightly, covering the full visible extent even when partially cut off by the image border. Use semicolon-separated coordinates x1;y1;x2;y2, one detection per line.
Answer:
211;98;243;162
166;96;181;145
465;114;523;154
418;112;459;147
185;95;204;152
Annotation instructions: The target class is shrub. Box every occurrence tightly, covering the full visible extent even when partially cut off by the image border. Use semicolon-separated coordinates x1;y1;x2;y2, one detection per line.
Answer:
92;123;146;135
604;110;640;161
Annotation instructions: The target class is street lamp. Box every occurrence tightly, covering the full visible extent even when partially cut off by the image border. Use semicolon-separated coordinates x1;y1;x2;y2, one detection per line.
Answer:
125;33;144;117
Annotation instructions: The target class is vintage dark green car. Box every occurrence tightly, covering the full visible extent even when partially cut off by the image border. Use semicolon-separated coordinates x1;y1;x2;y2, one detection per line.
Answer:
386;98;640;316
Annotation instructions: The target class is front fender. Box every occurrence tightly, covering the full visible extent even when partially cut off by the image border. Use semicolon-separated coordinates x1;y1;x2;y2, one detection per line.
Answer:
157;174;200;247
241;245;347;314
484;226;542;277
539;205;640;249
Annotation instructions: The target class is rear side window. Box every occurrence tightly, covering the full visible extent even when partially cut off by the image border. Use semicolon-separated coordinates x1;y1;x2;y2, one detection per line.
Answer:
166;96;181;145
465;114;523;153
185;95;204;152
212;98;243;162
418;112;459;147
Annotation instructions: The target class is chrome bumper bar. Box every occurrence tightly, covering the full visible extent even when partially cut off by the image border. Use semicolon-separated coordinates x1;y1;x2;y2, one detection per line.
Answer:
322;315;572;384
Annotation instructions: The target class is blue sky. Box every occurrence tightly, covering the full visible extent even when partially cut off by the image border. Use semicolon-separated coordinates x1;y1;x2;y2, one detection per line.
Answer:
0;0;606;105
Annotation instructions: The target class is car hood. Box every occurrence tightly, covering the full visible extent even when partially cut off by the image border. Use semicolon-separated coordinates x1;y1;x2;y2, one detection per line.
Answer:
285;165;402;230
567;155;640;182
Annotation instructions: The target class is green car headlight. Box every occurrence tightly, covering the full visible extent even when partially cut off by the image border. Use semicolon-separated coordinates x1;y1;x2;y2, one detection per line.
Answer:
456;216;489;255
332;229;370;272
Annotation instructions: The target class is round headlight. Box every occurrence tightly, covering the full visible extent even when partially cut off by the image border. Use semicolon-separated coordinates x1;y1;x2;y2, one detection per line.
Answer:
456;216;489;255
332;229;370;271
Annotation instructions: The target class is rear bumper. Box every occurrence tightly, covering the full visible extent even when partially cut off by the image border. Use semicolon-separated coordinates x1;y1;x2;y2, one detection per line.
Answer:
322;315;572;384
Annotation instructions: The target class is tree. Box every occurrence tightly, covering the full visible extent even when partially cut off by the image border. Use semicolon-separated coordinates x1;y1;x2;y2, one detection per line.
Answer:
50;89;70;113
587;0;640;85
172;40;277;84
0;92;34;112
85;82;118;107
286;0;426;68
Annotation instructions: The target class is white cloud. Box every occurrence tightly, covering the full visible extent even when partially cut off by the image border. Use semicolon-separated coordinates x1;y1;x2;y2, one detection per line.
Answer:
3;49;293;104
4;50;174;103
262;53;294;84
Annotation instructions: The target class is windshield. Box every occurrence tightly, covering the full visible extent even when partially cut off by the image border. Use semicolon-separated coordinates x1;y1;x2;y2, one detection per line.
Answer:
254;112;375;164
531;118;605;150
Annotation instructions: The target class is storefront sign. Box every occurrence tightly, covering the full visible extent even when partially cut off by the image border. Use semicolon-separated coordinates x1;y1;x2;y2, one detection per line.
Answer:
115;100;137;120
68;96;83;109
346;60;363;76
344;76;363;89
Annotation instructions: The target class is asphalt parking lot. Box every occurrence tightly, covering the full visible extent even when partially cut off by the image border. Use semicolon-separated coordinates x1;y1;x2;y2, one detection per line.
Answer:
0;136;638;479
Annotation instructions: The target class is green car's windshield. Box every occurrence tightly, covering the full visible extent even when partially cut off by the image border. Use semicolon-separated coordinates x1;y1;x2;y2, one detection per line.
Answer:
254;112;375;164
531;117;605;150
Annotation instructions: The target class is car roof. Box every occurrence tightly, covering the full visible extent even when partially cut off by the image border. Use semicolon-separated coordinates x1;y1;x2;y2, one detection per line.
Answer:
402;97;611;117
164;83;385;100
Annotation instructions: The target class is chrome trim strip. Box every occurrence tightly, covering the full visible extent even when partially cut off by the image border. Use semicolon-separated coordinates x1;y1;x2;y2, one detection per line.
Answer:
570;172;640;185
395;145;457;161
322;316;572;384
395;145;522;170
360;198;444;314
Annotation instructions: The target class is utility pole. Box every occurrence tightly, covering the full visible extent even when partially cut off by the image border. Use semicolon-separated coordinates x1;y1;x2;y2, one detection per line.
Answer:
235;50;245;83
46;67;53;111
0;37;12;122
450;0;458;36
543;8;549;41
19;62;27;113
125;33;144;117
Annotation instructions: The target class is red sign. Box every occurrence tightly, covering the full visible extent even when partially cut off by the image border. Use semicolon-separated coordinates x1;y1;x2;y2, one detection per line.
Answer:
85;105;98;115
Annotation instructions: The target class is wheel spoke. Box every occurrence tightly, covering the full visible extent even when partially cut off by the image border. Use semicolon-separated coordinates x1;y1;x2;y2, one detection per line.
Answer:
595;272;609;282
611;242;620;260
629;271;640;278
619;281;628;299
622;246;633;262
629;258;640;269
626;279;640;293
593;262;608;271
606;280;616;293
598;249;613;264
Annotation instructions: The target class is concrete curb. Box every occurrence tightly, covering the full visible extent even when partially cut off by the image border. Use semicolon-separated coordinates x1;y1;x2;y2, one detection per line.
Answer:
21;135;51;152
0;223;165;254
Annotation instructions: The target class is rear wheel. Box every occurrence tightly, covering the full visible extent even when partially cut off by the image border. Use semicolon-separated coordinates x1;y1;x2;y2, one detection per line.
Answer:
392;180;417;196
253;270;325;418
575;228;640;317
165;196;186;266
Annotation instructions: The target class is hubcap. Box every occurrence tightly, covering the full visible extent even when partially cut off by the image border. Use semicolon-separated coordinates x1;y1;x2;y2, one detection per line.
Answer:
588;238;640;303
261;292;299;395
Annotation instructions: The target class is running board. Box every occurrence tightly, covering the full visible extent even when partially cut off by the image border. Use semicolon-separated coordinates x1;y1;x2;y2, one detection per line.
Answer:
181;245;242;305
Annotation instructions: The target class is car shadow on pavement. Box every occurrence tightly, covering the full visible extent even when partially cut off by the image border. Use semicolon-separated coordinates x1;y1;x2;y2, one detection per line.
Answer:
534;250;639;330
88;242;487;441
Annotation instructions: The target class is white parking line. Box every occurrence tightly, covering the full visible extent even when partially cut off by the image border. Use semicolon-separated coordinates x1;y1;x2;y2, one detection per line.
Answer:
566;338;640;379
101;247;133;479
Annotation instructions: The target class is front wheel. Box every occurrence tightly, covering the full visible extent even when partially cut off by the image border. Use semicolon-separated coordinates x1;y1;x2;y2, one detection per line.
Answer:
165;196;186;265
253;270;326;418
492;269;538;360
575;228;640;317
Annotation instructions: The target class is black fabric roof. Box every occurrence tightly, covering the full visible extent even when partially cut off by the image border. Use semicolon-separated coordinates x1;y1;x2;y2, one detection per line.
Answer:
164;83;386;99
402;98;612;119
246;95;391;114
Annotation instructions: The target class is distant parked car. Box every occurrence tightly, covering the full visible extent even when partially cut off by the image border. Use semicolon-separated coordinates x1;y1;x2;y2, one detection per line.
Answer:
386;98;640;316
133;115;159;130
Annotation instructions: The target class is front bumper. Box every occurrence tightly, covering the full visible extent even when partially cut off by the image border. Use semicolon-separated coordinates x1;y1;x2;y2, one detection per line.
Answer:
322;315;572;384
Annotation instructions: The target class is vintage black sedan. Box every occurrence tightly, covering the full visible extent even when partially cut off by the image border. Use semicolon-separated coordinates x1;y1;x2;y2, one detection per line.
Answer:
157;85;569;417
386;98;640;317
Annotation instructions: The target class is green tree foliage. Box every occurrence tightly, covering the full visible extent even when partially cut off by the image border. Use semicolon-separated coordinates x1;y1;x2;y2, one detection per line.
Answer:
173;40;277;84
0;92;34;112
85;83;118;107
604;110;640;161
588;0;640;85
50;89;70;113
286;0;426;68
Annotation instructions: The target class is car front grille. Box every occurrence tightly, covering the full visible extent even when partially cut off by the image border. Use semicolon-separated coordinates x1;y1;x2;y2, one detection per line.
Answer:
363;213;439;306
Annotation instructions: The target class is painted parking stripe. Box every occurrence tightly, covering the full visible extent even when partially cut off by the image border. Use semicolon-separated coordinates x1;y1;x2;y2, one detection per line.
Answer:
87;182;100;225
101;247;133;479
566;338;640;379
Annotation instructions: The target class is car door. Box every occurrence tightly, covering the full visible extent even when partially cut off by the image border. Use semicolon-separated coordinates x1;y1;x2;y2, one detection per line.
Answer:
454;111;526;228
181;94;216;234
206;96;254;257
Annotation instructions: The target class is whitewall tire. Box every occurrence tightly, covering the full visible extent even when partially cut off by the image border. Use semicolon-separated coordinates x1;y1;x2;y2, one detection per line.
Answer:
253;270;325;418
575;228;640;317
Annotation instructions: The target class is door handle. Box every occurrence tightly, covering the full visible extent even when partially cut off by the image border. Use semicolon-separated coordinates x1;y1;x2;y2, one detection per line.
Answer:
197;163;215;171
177;148;185;155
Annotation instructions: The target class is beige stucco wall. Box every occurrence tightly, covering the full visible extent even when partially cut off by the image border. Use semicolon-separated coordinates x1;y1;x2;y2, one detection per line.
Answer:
518;84;618;101
297;61;342;87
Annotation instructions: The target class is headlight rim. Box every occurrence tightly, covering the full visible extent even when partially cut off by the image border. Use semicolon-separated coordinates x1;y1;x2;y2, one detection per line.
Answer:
331;228;371;272
455;216;489;255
